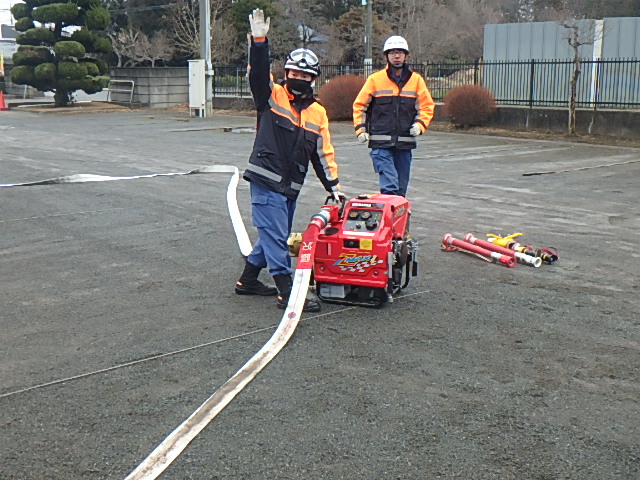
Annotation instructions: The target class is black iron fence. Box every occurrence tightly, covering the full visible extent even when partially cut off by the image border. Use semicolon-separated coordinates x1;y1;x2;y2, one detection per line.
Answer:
214;58;640;109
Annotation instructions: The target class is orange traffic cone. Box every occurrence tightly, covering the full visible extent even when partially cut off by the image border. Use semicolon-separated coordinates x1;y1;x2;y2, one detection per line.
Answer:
0;91;9;111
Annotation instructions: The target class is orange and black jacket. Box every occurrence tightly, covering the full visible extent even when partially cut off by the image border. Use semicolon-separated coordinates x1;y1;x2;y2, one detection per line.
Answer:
353;65;435;150
243;38;339;200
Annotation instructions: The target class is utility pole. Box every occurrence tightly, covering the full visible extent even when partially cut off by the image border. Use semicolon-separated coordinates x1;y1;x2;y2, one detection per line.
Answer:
199;0;213;116
363;0;373;76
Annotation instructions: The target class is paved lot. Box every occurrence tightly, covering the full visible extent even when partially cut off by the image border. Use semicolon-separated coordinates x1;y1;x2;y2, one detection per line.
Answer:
1;108;638;479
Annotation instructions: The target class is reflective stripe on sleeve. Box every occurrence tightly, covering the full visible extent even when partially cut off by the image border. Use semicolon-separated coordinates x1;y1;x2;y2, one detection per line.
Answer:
245;164;283;182
305;121;321;133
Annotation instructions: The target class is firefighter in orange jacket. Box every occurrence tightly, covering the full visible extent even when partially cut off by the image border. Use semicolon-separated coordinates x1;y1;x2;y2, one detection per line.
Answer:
235;9;344;313
353;36;435;197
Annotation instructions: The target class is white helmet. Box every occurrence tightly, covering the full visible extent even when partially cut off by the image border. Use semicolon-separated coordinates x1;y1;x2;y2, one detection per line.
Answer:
284;48;320;77
383;35;409;54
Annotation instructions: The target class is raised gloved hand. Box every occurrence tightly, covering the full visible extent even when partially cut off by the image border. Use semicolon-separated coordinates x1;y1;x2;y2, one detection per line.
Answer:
357;132;369;143
409;123;421;136
332;191;347;203
249;8;270;38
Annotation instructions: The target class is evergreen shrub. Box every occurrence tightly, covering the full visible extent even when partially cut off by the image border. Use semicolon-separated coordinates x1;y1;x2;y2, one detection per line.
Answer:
442;85;497;128
58;61;88;79
35;62;56;81
32;3;79;24
14;17;34;32
10;65;36;84
10;0;111;106
318;74;366;121
84;6;111;30
93;36;112;54
93;58;109;74
70;29;94;50
10;2;31;21
54;40;86;58
83;61;100;76
14;45;54;66
16;28;56;45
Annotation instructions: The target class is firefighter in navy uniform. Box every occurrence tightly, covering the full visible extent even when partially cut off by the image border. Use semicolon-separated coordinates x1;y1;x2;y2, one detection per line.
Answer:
235;9;344;312
353;36;435;197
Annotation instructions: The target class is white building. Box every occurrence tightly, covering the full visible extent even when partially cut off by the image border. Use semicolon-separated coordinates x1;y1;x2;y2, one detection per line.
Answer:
482;18;640;107
1;23;18;65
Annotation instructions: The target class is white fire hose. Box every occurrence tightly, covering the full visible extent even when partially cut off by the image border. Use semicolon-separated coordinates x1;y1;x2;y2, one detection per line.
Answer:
124;172;329;479
1;166;321;479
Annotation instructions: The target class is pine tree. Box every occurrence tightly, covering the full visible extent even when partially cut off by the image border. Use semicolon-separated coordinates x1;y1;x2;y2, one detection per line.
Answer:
10;0;111;107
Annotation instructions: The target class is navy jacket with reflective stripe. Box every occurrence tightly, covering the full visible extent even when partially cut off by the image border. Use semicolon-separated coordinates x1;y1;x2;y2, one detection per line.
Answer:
243;39;339;200
353;65;435;150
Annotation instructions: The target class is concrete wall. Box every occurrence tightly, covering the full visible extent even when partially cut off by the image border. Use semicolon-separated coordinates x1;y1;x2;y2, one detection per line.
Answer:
102;67;639;140
482;106;640;139
109;67;188;108
212;96;254;110
1;65;44;97
215;97;640;140
0;38;18;63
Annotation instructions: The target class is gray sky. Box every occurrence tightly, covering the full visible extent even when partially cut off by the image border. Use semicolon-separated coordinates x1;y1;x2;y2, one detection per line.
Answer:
0;0;18;27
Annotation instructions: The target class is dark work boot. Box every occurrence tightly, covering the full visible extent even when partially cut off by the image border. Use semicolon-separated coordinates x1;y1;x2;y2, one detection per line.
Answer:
274;274;321;313
235;261;277;296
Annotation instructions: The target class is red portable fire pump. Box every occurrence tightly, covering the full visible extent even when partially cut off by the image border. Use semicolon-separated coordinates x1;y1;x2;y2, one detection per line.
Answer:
310;194;418;307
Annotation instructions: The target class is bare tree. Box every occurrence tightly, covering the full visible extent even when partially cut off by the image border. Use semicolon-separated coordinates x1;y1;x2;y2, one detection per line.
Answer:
135;31;175;67
278;0;328;49
212;21;244;64
560;19;600;135
167;0;242;64
532;0;582;21
108;28;174;67
331;7;390;63
169;0;199;58
380;0;506;61
108;29;141;67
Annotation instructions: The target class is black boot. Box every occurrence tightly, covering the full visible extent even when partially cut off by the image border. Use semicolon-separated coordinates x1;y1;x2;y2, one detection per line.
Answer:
235;261;277;296
274;274;321;312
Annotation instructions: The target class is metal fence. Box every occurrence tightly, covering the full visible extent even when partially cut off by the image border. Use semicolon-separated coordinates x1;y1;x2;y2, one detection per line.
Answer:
214;58;640;109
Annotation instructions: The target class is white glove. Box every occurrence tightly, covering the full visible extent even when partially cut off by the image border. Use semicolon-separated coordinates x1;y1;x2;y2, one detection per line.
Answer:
409;123;421;136
332;191;347;203
357;132;369;143
249;9;270;38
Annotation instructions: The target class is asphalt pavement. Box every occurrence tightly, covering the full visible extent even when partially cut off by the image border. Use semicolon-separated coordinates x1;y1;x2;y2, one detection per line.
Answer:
1;106;638;479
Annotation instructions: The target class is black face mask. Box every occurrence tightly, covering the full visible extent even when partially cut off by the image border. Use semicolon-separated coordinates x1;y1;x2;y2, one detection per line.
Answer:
286;78;312;96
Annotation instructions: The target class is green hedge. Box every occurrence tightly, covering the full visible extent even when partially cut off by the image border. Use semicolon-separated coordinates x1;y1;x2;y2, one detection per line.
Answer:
13;45;54;66
92;36;111;54
54;40;86;58
14;17;35;32
10;65;36;85
16;27;56;46
57;60;88;79
84;6;110;30
93;58;108;74
70;28;93;50
35;62;57;81
32;3;79;25
81;60;100;76
10;3;32;21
